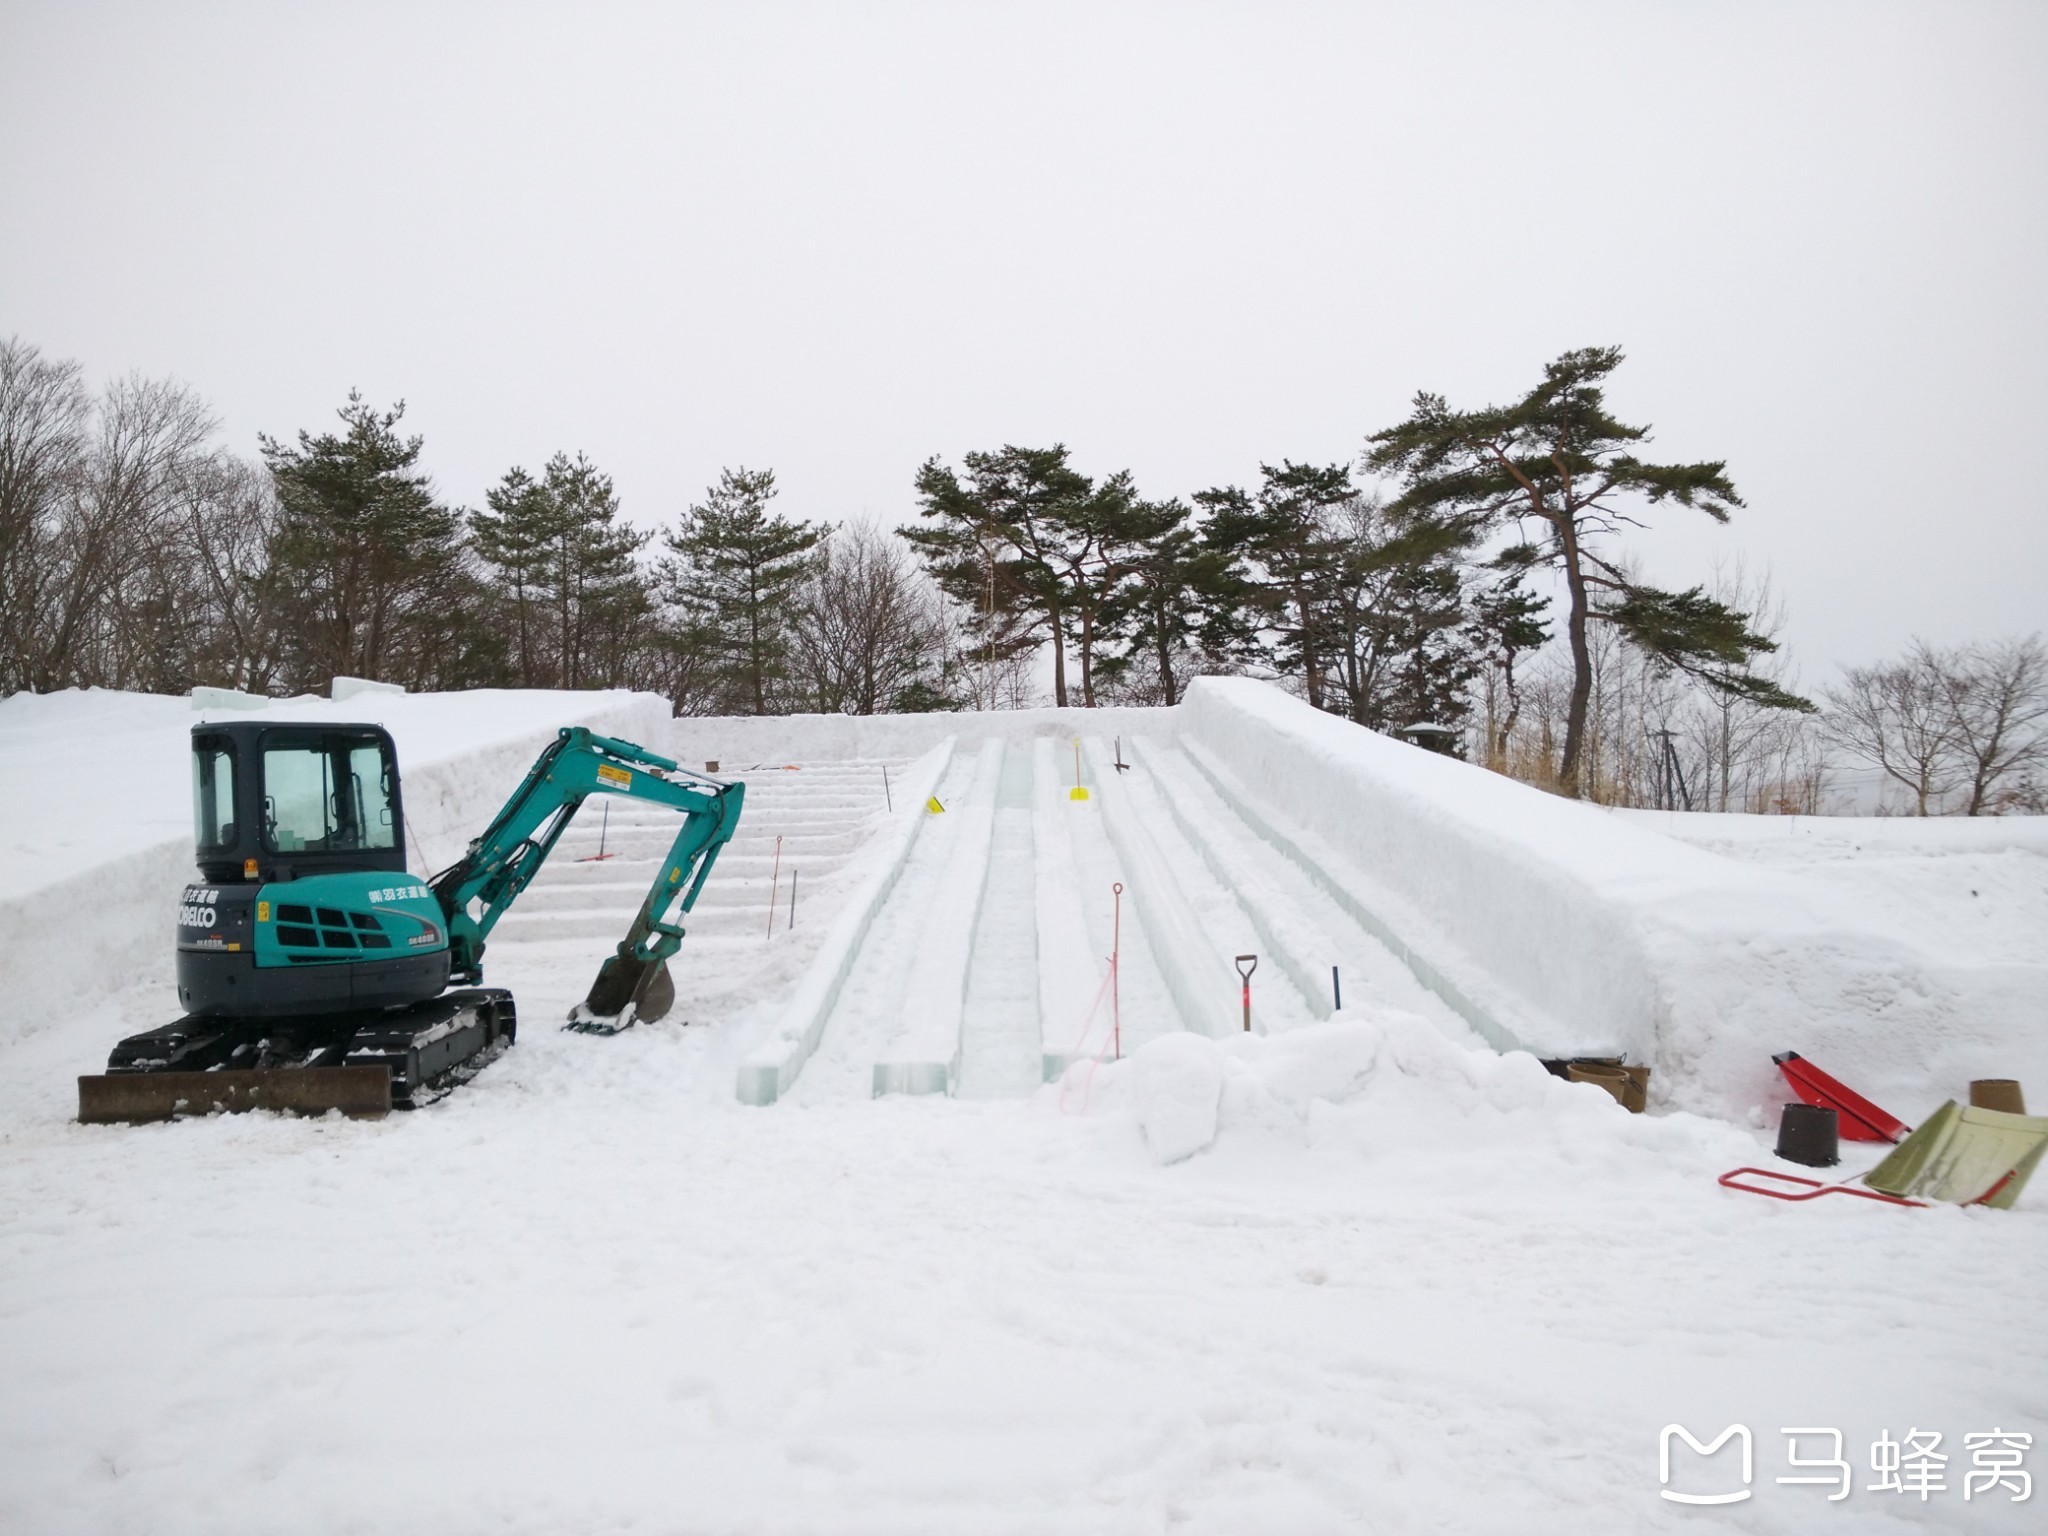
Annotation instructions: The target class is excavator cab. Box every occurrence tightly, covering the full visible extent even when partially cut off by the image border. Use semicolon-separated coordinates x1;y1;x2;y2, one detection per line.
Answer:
191;722;409;885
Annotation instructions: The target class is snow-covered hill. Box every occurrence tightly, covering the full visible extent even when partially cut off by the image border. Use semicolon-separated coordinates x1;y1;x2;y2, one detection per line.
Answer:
1;680;2041;1534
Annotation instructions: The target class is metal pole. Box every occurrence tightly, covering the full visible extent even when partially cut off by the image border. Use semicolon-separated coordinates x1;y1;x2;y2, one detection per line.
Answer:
765;834;782;939
789;868;797;930
882;764;892;812
1111;882;1123;1060
1332;965;1342;1012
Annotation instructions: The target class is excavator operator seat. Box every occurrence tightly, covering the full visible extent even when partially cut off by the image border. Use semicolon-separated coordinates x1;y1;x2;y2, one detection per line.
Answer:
192;721;410;885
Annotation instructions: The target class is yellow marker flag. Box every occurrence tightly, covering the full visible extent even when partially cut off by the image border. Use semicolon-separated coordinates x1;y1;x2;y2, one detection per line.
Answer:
1069;785;1090;801
926;796;945;814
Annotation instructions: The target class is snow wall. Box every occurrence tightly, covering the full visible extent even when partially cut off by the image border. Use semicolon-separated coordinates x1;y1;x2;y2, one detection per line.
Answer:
1179;678;2047;1122
0;688;671;1050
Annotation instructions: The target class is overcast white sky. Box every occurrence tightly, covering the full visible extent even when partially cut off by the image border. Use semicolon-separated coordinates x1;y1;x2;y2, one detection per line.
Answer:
4;1;2043;681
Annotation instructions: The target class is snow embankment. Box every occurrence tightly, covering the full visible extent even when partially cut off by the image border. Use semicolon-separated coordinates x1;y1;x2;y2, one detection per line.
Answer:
0;686;672;1048
1180;677;2048;1124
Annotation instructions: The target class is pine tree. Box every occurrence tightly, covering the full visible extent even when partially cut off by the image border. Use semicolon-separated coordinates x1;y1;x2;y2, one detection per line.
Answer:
1464;545;1553;764
1314;493;1477;730
1366;347;1810;796
1376;559;1477;741
1098;500;1251;706
472;453;648;689
907;445;1093;706
659;467;821;714
470;466;549;685
260;393;468;689
1195;461;1355;710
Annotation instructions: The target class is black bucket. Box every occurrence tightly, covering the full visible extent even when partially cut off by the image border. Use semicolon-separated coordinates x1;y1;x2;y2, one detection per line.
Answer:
1776;1103;1840;1168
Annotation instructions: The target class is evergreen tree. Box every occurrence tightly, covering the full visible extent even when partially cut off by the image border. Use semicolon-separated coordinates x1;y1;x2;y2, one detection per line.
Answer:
659;467;821;713
1376;558;1477;740
1045;469;1138;708
1464;545;1553;764
260;393;469;689
1314;492;1477;729
1366;347;1809;796
473;453;649;689
1195;461;1355;710
1098;500;1251;706
470;466;549;685
907;445;1096;707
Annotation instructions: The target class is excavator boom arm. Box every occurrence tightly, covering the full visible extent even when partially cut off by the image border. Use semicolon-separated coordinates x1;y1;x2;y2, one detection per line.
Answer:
428;729;743;1011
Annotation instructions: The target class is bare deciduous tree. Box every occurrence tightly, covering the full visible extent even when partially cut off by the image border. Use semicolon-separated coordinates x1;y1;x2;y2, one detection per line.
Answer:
1824;647;1963;815
790;522;948;714
1823;637;2047;816
1926;636;2048;815
0;337;91;690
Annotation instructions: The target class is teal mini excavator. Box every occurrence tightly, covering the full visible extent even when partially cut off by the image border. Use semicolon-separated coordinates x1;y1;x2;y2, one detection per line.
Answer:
77;721;744;1124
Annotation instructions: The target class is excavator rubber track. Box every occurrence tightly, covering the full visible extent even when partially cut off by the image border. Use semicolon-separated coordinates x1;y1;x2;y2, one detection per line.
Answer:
78;988;517;1124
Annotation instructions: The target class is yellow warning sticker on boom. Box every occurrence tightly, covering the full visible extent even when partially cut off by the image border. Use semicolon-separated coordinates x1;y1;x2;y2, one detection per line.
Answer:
597;763;633;789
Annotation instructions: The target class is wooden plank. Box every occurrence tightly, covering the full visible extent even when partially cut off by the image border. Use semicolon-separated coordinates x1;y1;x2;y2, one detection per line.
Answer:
77;1064;392;1124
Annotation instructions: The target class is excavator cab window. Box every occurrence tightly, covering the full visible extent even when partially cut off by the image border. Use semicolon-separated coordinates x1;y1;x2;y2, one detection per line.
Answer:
192;739;237;852
261;736;398;854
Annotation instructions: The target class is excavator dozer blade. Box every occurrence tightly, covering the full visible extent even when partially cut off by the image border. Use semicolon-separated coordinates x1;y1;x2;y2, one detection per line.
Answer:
568;953;675;1035
78;1064;393;1124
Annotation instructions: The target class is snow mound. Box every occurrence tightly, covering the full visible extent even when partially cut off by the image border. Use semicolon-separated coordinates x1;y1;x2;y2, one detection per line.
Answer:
1129;1032;1225;1162
1080;1013;1690;1173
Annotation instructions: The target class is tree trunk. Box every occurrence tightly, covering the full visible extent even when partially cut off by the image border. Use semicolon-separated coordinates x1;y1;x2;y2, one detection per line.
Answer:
1078;604;1095;708
1556;519;1594;798
749;582;765;714
514;578;532;687
1155;591;1177;706
558;546;573;689
1496;657;1522;765
1718;702;1733;812
1294;582;1321;709
1047;594;1068;708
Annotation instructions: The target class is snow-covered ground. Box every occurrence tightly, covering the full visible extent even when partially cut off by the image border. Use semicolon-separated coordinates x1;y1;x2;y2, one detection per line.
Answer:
1;682;2042;1533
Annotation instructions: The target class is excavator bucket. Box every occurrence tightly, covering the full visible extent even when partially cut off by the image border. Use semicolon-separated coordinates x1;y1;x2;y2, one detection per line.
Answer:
568;950;675;1035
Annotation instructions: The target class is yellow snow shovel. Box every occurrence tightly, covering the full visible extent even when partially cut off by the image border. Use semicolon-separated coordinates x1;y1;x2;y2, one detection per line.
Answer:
1863;1100;2048;1209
